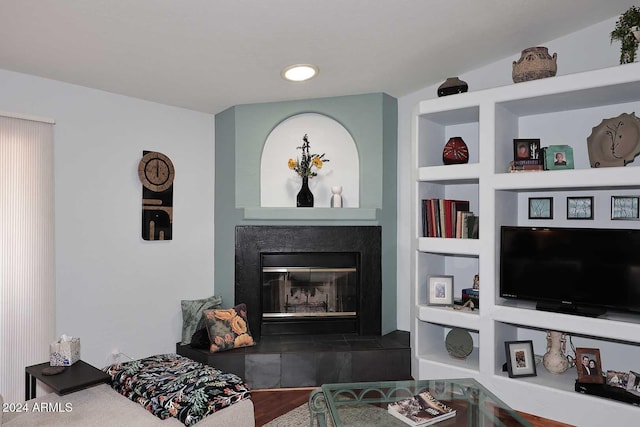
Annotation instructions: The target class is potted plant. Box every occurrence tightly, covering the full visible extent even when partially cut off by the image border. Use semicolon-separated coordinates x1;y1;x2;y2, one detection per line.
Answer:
611;5;640;64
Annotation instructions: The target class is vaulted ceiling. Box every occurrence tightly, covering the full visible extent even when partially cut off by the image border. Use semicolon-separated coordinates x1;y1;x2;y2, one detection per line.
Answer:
0;1;635;113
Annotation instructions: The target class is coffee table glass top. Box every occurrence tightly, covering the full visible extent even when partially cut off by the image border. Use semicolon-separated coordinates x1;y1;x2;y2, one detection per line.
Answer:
309;378;532;427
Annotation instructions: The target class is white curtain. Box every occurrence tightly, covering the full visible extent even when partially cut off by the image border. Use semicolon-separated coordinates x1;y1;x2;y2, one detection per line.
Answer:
0;114;55;403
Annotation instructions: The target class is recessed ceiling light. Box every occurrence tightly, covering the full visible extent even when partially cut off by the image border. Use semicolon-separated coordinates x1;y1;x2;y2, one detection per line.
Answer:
281;64;319;82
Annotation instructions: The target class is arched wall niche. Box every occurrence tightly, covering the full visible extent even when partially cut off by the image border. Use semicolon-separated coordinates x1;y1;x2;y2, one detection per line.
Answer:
260;112;360;207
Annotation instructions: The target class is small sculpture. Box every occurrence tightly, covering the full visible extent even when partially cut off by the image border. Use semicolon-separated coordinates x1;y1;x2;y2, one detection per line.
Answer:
473;274;479;290
330;186;343;208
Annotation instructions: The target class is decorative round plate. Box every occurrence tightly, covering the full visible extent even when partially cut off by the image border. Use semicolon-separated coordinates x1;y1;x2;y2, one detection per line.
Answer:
442;137;469;165
587;112;640;168
445;328;473;359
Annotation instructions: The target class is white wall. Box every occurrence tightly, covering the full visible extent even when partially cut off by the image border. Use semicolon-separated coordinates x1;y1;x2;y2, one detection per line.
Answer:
396;17;624;331
0;69;215;368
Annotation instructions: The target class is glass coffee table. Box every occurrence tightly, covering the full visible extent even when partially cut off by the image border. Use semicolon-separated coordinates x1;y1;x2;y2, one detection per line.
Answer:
308;378;532;426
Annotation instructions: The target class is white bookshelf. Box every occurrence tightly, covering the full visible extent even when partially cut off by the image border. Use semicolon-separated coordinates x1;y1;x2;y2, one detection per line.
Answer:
410;62;640;426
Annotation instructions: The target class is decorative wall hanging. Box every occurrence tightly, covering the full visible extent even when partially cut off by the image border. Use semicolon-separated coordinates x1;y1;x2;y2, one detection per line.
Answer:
138;150;175;240
587;113;640;168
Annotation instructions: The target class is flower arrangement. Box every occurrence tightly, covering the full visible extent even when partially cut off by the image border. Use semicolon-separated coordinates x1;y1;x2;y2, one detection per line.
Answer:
287;134;329;178
611;5;640;64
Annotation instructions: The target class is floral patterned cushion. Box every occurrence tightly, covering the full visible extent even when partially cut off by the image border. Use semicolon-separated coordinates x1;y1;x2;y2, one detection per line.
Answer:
180;295;223;344
104;354;250;426
202;303;256;352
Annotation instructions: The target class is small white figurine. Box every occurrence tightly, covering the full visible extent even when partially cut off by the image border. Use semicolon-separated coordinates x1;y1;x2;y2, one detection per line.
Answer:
331;186;343;208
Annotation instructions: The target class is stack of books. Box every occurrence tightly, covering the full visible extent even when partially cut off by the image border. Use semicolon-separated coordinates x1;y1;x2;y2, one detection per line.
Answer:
387;391;456;426
421;199;478;239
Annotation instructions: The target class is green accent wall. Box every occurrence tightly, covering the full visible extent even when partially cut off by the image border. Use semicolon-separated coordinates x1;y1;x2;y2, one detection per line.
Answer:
214;93;398;333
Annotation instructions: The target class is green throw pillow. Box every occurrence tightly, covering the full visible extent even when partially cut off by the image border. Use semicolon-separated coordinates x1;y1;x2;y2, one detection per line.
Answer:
202;303;255;352
180;295;223;345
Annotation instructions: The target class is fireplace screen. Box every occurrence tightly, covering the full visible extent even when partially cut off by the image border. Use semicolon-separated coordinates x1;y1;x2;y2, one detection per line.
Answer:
262;253;357;319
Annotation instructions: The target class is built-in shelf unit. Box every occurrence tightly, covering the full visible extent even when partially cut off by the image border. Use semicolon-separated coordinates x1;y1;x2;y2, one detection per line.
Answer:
411;62;640;426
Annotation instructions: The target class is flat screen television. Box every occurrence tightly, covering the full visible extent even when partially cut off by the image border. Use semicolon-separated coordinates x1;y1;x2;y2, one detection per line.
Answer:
500;226;640;317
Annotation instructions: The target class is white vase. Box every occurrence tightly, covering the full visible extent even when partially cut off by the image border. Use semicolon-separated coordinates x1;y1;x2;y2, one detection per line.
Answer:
543;331;570;374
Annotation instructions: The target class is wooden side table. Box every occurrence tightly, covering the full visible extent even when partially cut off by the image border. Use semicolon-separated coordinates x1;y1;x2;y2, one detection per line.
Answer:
25;360;110;400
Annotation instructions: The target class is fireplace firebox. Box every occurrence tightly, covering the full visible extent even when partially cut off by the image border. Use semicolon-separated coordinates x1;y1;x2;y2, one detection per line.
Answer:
235;226;381;339
261;252;358;335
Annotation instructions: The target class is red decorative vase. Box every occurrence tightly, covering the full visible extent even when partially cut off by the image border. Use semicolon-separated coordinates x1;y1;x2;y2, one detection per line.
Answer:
442;137;469;165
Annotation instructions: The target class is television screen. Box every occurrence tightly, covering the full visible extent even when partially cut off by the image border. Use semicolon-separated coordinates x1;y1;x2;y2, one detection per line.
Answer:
500;226;640;316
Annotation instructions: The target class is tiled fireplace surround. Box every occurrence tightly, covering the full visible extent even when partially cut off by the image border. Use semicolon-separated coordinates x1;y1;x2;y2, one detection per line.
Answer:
177;225;410;388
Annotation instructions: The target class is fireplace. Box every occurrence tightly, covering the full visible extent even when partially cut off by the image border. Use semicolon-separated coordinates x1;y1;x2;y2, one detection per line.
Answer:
261;252;358;335
235;226;381;339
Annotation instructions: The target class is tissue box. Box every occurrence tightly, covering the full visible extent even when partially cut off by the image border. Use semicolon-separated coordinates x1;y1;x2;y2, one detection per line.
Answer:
50;337;81;366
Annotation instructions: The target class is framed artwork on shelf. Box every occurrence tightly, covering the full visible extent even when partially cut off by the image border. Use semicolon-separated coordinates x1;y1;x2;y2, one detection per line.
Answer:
504;340;537;378
513;138;541;162
567;196;593;219
544;145;574;170
611;196;639;220
576;347;604;384
528;197;553;219
427;275;453;306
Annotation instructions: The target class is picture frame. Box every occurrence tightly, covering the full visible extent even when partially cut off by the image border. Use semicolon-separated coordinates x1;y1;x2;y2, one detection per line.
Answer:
504;340;537;378
427;275;454;306
528;197;553;219
626;371;640;397
611;196;640;220
605;370;629;389
567;196;593;220
513;138;541;162
544;145;574;170
576;347;604;384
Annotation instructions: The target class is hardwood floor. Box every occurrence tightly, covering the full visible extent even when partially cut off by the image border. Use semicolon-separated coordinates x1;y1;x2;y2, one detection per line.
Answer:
251;388;575;427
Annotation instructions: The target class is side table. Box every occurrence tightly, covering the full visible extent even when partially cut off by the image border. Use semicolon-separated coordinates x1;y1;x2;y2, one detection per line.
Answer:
25;360;111;400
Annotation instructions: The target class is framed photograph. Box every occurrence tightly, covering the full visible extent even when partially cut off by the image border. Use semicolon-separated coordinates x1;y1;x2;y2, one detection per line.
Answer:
611;196;639;220
606;370;629;389
504;340;537;378
544;145;574;170
427;275;453;306
528;197;553;219
626;371;640;397
576;347;604;384
513;138;541;161
567;196;593;219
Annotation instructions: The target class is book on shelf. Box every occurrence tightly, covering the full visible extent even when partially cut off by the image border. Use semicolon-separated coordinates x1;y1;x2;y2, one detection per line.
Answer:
421;199;471;238
387;391;456;426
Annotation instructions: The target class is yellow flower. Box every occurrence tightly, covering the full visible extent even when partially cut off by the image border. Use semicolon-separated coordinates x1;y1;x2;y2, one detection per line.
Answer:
312;157;323;169
288;158;297;169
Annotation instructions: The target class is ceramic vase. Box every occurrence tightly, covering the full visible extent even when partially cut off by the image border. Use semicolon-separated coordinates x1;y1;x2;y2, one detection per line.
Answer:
512;46;557;83
296;176;314;207
437;77;468;97
543;331;570;374
442;137;469;165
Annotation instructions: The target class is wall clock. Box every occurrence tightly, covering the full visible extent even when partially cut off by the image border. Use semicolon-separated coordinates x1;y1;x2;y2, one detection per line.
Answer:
138;151;174;240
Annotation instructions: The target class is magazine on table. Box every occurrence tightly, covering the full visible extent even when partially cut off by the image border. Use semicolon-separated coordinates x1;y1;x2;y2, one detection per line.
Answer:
387;391;456;426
